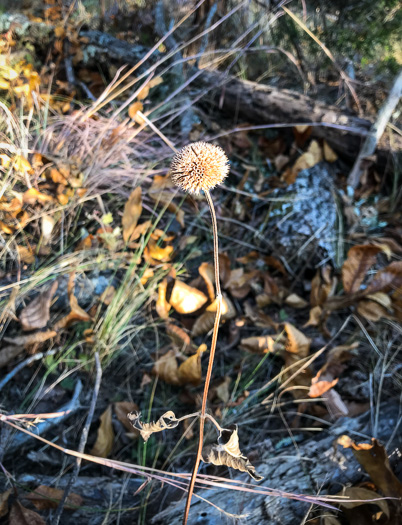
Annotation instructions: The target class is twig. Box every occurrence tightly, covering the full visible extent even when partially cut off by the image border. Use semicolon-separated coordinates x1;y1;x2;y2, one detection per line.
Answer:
53;353;102;525
348;68;402;189
5;379;82;454
0;348;59;392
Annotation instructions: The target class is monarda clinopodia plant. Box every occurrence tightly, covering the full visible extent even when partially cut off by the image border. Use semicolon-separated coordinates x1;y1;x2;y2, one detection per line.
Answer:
128;141;262;524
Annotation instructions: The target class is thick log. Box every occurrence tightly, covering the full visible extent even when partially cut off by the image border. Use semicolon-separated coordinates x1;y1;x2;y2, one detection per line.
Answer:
2;13;399;160
197;70;402;160
151;403;401;524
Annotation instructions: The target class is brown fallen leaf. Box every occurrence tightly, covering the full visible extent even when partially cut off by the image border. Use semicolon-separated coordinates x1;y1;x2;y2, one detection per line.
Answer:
148;173;184;227
338;437;402;499
114;401;139;433
177;344;207;386
0;488;12;518
17;245;35;264
3;330;57;348
122;187;142;242
284;322;311;357
304;305;323;327
226;268;259;299
9;500;45;525
336;486;389;517
166;323;191;350
19;281;58;331
365;260;402;295
214;376;231;404
25;485;82;510
90;405;114;458
342;245;381;294
99;286;116;305
285;293;308;309
168;280;208;314
356;297;391;322
289;139;323;182
239;335;284;355
0;345;25;368
191;294;236;337
128;101;143;120
152;349;180;385
310;265;335;306
127;220;152;242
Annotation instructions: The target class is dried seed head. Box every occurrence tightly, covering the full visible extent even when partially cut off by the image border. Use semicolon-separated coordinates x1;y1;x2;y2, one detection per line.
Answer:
170;141;229;194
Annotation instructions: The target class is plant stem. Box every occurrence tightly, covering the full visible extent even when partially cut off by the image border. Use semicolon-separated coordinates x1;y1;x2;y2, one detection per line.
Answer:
183;190;222;525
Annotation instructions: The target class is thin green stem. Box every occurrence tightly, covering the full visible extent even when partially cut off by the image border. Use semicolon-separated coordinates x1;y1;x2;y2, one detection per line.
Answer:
183;190;222;524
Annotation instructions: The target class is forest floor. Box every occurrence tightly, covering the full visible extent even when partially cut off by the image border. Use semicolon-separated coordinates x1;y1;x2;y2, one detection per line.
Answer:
0;1;401;524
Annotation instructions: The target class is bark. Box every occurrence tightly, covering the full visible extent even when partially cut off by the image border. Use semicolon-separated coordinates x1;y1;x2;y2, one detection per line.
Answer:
151;403;401;525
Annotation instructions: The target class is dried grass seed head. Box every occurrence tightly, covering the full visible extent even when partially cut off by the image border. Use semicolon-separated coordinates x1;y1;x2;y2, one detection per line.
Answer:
170;141;229;194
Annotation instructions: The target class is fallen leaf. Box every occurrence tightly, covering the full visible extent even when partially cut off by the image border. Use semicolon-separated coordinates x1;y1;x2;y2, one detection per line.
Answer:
198;262;215;302
0;345;25;368
304;305;323;327
285;293;308;308
122;187;142;242
152;349;180;385
23;187;54;205
284;322;311;357
19;281;58;331
342;245;381;294
148;174;184;227
215;376;231;404
17;245;35;264
323;141;338;162
356;299;389;321
54;275;92;330
9;500;45;525
127;410;178;442
336;486;389;516
3;330;57;348
191;295;236;337
310;265;335;306
156;279;170;319
239;335;284;354
25;485;82;510
0;220;13;234
366;261;402;295
166;323;191;350
144;238;173;263
90;405;114;458
177;344;207;386
127;220;152;242
290;140;323;181
338;437;402;498
114;401;139;433
99;286;116;305
41;215;55;244
0;489;12;518
0;285;20;324
168;280;208;314
128;101;143;119
137;76;163;100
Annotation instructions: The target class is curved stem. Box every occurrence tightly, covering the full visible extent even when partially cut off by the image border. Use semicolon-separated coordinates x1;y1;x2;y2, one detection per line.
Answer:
182;190;222;524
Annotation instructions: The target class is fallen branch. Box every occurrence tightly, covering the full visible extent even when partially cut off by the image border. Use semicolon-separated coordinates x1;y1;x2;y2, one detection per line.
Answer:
347;68;402;188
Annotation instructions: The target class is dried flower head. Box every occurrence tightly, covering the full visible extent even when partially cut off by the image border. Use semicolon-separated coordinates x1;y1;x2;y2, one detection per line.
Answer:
170;141;229;194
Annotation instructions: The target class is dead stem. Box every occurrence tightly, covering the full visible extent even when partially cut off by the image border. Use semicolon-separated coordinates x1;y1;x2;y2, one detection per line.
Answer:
183;189;223;525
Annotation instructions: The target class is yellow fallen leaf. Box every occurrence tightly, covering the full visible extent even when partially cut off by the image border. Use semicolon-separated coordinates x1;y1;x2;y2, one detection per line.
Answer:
90;405;114;458
177;344;207;386
169;280;208;314
128;101;143;119
14;155;33;173
122;187;142;242
323;141;337;162
284;322;311;357
23;187;54;205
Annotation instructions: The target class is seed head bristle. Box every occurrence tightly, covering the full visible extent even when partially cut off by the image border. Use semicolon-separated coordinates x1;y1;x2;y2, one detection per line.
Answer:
170;141;229;194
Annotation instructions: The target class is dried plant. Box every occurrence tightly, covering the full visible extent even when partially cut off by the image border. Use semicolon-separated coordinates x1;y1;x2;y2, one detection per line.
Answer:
170;141;230;524
127;140;261;523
